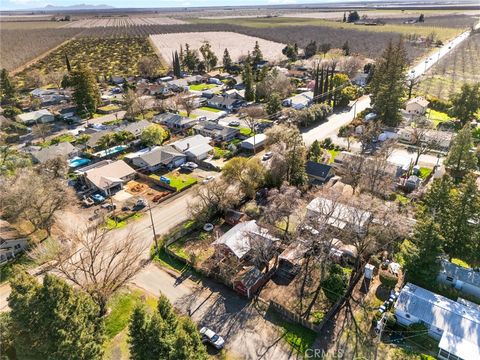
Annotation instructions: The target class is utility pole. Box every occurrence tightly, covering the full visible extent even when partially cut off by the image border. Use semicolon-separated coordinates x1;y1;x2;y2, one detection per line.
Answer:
148;200;158;251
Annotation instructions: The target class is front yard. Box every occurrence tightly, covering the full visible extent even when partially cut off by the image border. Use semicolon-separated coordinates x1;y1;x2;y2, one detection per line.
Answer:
189;84;217;91
150;171;198;192
198;106;222;113
426;109;453;128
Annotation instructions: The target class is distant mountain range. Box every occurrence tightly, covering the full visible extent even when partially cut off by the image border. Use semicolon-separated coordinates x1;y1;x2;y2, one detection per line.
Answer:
29;4;115;11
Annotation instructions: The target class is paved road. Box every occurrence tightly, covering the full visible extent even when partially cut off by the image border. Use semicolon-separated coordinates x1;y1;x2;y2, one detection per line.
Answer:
132;264;296;360
301;28;472;147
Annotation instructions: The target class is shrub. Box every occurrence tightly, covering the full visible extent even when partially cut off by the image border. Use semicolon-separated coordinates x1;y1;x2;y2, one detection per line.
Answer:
379;270;398;289
321;264;348;303
427;95;451;113
369;255;382;268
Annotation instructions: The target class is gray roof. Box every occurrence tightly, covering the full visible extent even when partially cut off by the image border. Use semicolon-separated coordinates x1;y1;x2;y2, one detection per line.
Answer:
153;112;196;128
171;135;213;157
305;161;333;179
439;260;480;287
137;145;185;167
193;121;239;139
396;283;480;360
86;130;113;148
122;120;151;137
32;142;76;163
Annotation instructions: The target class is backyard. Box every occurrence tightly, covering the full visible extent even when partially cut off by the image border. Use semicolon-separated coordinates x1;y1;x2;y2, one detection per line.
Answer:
149;170;198;191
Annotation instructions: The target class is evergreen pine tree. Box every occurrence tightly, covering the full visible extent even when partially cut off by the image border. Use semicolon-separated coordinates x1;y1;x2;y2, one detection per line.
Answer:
157;294;178;334
343;12;347;22
243;62;255;102
405;218;444;286
222;48;232;71
71;64;101;115
422;175;454;228
0;68;16;103
128;307;149;360
171;318;208;360
370;39;407;127
444;174;480;263
444;123;477;175
252;41;263;66
8;270;104;360
308;140;323;162
342;41;350;56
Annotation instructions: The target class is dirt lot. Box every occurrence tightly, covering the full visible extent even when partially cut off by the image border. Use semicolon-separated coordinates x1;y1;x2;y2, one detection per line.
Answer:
150;31;286;62
125;179;172;204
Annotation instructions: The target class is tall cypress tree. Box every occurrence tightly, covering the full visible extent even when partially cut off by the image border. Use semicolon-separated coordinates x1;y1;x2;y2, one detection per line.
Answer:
370;39;407;127
313;65;320;103
71;64;101;115
444;123;477;175
65;53;72;72
243;62;255;102
0;68;15;103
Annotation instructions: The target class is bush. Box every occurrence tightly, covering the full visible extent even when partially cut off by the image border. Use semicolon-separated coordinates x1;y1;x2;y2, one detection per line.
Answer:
321;264;348;303
369;255;382;268
312;311;324;325
379;270;398;289
427;95;451;113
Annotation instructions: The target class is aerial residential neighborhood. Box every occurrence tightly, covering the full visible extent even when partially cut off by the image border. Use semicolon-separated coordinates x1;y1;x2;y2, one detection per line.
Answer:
0;0;479;359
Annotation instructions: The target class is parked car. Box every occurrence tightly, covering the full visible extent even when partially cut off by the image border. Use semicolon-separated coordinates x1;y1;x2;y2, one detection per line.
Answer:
202;176;215;184
101;203;117;211
82;197;95;207
132;198;147;211
181;162;198;171
262;152;273;161
200;327;225;349
228;120;240;127
90;193;106;204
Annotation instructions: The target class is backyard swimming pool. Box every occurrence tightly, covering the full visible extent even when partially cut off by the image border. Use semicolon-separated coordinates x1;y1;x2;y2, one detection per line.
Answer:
69;157;91;168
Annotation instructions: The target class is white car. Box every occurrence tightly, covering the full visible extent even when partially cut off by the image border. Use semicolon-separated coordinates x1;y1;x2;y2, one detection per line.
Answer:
262;152;273;161
202;175;215;184
200;327;225;349
181;162;198;170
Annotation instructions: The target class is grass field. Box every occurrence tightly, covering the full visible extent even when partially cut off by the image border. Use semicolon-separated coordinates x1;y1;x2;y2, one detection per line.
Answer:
150;171;197;191
198;106;222;113
418;33;480;100
189;83;217;91
15;36;165;84
191;17;463;42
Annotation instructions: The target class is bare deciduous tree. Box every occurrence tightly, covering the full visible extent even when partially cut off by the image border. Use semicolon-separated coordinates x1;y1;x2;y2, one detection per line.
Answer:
46;224;148;316
38;155;69;179
188;179;241;223
0;170;73;237
406;117;440;165
264;182;303;236
175;95;197;117
32;123;51;142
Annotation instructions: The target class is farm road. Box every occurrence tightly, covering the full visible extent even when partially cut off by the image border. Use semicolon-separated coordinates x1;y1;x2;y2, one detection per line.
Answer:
132;263;297;360
302;27;473;147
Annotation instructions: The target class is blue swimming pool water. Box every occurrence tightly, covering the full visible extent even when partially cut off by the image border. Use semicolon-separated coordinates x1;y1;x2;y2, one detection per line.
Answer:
69;157;91;168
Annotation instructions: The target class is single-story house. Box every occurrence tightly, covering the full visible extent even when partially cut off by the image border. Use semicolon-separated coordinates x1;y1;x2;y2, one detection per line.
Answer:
207;95;244;111
233;266;268;298
277;242;308;280
16;109;54;124
85;130;113;149
171;134;213;161
167;79;189;92
240;134;267;151
30;88;69;106
306;196;372;233
122;120;151;138
185;75;204;85
398;128;453;151
212;220;279;261
333;151;404;178
31;142;78;163
0;220;29;264
437;259;480;300
193;121;239;142
110;75;125;85
137;83;169;97
82;160;136;195
406;96;429;116
153;112;198;132
305;161;334;184
282;91;314;110
395;283;480;360
131;145;186;172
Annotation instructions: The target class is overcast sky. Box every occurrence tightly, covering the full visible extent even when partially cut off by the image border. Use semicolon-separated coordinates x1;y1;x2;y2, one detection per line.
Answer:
1;0;404;11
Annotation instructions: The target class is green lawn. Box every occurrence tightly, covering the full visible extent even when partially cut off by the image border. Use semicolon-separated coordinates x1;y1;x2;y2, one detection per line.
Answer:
213;146;229;158
40;133;76;147
267;308;317;355
198;106;222;113
189;83;216;91
326;149;340;164
178;111;198;119
154;171;197;191
418;167;432;180
168;237;190;260
105;289;157;339
152;246;191;273
239;127;254;137
98;104;122;113
395;193;410;205
427;109;453;128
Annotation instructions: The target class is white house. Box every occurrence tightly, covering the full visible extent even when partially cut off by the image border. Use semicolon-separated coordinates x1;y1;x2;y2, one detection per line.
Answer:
395;283;480;360
171;134;213;161
406;96;429;116
16;109;54;124
306;196;372;233
437;259;480;301
240;134;267;151
0;220;29;264
282;91;314;110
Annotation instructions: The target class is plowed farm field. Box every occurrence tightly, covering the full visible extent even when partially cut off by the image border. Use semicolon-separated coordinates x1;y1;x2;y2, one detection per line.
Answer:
64;17;186;28
150;31;286;62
